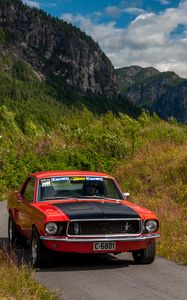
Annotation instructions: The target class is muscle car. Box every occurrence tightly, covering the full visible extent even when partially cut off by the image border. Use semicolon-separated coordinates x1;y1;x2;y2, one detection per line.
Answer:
7;170;160;267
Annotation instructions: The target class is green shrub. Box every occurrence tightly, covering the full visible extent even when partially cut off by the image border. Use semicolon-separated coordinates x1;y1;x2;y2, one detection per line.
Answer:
0;27;5;44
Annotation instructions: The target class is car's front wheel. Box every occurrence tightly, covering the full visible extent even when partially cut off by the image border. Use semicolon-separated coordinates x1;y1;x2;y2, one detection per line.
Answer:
8;215;27;248
31;229;53;268
132;241;156;264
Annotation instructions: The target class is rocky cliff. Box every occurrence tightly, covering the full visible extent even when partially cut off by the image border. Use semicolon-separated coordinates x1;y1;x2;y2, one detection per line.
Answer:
1;0;186;122
0;0;117;98
116;66;187;123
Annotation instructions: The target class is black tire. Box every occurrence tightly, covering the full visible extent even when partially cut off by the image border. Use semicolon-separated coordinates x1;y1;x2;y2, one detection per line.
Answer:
8;215;27;249
132;242;156;264
30;229;53;268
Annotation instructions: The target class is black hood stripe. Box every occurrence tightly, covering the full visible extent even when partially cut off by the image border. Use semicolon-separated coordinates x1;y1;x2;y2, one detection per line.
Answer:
53;201;139;219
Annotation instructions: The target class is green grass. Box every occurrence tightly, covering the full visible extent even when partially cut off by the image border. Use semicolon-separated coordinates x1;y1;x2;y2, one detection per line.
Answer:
115;142;187;264
0;249;57;299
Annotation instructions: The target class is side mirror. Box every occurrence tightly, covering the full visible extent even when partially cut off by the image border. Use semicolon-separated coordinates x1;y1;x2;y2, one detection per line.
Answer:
17;192;22;198
17;192;23;200
123;192;130;199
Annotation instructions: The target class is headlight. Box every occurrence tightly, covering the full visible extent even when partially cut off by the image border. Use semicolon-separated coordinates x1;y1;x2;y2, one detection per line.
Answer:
45;222;58;235
145;220;158;233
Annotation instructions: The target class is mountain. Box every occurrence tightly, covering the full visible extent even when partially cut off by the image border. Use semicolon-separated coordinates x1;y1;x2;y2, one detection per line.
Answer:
0;0;117;98
0;0;142;118
1;0;186;123
116;66;159;92
116;66;187;123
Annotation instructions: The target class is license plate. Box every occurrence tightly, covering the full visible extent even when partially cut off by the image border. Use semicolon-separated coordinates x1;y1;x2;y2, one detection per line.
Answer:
93;241;116;251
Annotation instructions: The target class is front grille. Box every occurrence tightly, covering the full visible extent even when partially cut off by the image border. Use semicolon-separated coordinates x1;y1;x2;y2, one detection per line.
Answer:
68;219;141;236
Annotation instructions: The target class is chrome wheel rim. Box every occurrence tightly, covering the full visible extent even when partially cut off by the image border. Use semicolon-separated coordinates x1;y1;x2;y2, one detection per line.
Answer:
31;235;38;265
9;218;13;242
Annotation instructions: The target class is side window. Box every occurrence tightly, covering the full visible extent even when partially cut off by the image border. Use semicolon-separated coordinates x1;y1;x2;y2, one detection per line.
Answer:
22;177;35;202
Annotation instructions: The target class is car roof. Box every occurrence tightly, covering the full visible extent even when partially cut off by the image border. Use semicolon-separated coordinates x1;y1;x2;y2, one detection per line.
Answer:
32;170;113;179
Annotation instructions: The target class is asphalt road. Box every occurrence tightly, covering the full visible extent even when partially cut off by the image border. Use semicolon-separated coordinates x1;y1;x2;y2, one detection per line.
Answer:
1;201;187;300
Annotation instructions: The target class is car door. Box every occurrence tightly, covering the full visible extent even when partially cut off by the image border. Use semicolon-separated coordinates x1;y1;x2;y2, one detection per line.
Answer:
17;177;36;238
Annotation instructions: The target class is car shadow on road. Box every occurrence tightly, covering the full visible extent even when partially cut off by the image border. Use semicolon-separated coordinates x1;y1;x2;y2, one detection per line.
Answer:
0;237;133;271
39;252;134;272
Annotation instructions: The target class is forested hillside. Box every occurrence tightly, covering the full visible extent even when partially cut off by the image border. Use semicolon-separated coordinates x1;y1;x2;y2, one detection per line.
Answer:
116;66;187;123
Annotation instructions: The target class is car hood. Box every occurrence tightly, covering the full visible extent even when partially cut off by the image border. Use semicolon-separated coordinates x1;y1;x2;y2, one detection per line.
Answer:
52;201;140;220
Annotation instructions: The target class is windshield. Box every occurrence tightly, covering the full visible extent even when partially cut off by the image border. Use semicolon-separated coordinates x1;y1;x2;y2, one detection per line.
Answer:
38;176;123;201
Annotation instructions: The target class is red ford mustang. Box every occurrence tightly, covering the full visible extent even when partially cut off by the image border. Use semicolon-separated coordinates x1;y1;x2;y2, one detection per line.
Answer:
7;170;160;267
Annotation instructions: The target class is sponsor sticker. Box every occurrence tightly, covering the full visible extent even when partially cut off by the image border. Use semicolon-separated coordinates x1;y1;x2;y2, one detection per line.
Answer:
70;177;86;181
41;179;51;187
86;177;104;181
51;177;69;182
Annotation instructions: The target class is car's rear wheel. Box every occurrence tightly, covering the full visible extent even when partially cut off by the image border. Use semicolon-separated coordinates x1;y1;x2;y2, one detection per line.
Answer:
8;215;27;248
31;229;53;268
132;242;156;264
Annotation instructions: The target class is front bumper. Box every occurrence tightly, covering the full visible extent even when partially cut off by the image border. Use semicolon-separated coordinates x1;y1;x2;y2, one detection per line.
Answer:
40;234;160;253
40;233;160;242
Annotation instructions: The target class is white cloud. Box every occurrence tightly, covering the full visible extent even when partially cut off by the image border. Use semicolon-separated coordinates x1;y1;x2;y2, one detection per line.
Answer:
123;7;146;15
159;0;170;5
105;5;145;17
22;0;40;8
105;6;121;17
62;1;187;78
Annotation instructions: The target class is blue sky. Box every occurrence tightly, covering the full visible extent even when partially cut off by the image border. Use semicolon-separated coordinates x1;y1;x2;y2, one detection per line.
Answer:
23;1;187;77
24;1;181;27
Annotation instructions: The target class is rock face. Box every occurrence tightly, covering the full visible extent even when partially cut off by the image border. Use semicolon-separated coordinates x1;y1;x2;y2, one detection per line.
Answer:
116;65;159;92
0;0;117;98
116;66;187;123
